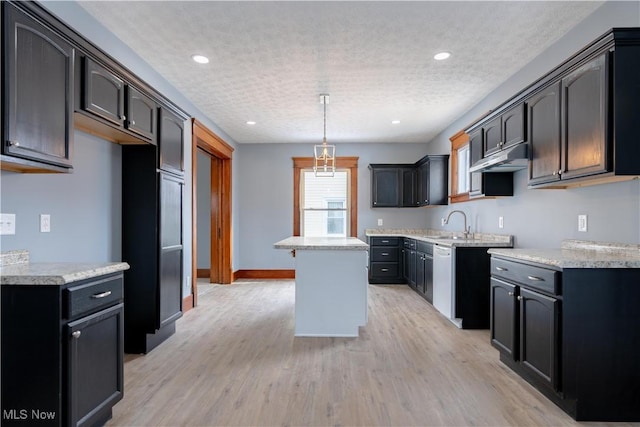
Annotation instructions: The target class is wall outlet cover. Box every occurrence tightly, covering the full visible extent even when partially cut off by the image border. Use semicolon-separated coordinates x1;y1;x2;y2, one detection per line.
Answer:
40;214;51;233
377;218;383;226
498;216;504;229
0;213;16;235
578;214;588;232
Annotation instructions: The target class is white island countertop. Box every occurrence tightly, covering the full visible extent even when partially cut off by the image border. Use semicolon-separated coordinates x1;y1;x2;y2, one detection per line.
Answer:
274;236;369;251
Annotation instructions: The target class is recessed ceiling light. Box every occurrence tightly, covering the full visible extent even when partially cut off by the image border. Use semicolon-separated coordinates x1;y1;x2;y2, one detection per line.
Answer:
191;54;209;64
391;120;401;124
434;51;451;61
246;121;256;125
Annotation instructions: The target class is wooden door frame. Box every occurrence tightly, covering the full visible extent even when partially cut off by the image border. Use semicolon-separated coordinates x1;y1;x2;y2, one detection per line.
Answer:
191;119;234;308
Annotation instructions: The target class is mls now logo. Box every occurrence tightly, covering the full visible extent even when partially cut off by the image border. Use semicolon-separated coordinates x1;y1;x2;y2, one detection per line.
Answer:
3;409;56;421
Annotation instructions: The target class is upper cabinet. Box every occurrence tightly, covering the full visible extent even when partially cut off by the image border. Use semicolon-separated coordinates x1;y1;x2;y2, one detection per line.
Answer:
1;3;74;172
75;56;158;145
159;108;185;176
369;155;449;208
483;103;525;157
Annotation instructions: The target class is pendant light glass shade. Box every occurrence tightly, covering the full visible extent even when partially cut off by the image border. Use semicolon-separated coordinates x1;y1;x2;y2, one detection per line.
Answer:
314;94;335;177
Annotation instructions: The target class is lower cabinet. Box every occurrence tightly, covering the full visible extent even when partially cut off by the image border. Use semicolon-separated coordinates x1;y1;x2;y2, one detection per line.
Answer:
402;239;417;287
1;273;124;427
368;237;403;284
490;255;640;421
415;242;433;303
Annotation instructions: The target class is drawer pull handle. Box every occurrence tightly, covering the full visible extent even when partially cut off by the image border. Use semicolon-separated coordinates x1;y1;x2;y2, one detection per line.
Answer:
527;275;544;282
496;266;508;271
381;252;389;256
517;296;523;301
72;331;81;339
508;291;515;296
381;240;389;243
91;290;112;299
381;268;389;272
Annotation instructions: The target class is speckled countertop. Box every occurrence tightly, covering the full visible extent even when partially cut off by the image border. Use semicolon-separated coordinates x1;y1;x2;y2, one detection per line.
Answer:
0;250;130;285
365;228;514;248
274;236;369;251
488;240;640;269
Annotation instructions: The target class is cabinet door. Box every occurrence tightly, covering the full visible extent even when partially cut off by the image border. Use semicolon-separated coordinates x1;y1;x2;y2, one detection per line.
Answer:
417;161;430;206
424;254;433;303
159;109;185;175
483;115;502;156
561;53;608;180
83;58;125;127
519;288;559;391
415;251;426;294
4;5;74;167
67;303;123;427
159;173;183;328
407;249;417;287
490;278;518;359
502;103;525;149
528;81;561;186
126;86;157;141
468;130;484;197
371;168;400;207
401;168;417;207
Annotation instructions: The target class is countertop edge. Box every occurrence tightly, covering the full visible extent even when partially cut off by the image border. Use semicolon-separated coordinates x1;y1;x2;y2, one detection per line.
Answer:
0;262;131;285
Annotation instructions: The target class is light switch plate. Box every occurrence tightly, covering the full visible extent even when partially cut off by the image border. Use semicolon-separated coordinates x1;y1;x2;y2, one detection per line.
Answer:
498;216;504;229
578;214;588;232
0;213;16;235
377;218;383;226
40;214;51;233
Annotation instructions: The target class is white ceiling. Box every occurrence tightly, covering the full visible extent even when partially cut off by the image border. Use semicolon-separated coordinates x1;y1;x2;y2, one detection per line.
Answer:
77;1;603;144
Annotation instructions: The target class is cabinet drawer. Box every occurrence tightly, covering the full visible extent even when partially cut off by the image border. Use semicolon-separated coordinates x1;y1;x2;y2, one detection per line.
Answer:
66;275;124;319
403;239;416;249
491;257;560;295
370;237;400;246
416;241;433;255
370;247;399;262
370;262;399;278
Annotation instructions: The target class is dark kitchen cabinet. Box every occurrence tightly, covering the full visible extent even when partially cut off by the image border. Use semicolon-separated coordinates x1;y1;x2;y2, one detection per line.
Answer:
2;2;74;171
483;103;525;156
401;167;417;207
527;81;562;186
370;165;400;207
490;279;518;359
159;108;185;175
419;155;449;206
402;239;417;287
415;241;433;303
81;58;125;127
123;140;185;353
1;273;124;427
368;237;403;284
469;130;513;198
127;85;157;141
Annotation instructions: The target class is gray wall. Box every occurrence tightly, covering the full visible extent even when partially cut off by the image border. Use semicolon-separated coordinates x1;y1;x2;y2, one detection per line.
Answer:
196;150;211;269
237;142;432;269
423;0;640;248
0;131;122;262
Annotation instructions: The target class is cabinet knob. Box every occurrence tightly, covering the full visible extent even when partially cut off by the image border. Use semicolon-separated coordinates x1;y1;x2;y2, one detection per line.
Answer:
552;171;557;176
6;140;19;147
120;115;127;121
558;170;563;175
517;296;523;301
72;331;81;339
508;291;515;296
374;202;377;205
130;120;136;126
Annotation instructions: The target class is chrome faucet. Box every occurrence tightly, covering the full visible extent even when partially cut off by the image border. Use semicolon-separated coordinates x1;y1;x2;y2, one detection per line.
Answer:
443;210;471;239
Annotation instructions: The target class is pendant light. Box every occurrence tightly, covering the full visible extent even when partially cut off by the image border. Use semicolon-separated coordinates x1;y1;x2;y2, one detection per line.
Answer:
314;94;336;177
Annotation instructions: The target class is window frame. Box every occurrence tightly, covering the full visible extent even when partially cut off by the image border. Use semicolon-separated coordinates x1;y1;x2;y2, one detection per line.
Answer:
449;130;471;204
293;157;358;237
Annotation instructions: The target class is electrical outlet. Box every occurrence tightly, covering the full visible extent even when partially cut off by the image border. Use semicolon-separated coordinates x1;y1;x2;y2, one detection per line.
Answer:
441;218;446;226
578;214;588;232
377;218;383;226
498;216;504;229
40;214;51;233
0;213;16;235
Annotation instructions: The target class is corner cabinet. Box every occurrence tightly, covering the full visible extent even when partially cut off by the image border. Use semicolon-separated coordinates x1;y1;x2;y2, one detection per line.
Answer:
370;165;400;207
1;2;74;172
122;108;186;354
1;273;125;427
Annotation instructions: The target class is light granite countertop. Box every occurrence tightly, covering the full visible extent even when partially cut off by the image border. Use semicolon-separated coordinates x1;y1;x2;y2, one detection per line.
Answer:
274;236;369;251
488;240;640;269
365;228;514;248
0;250;130;285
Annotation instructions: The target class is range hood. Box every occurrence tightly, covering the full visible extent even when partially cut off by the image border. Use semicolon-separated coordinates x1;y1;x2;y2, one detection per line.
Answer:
469;143;529;173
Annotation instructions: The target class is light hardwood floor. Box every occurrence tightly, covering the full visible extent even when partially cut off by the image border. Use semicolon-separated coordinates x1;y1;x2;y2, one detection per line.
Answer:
109;281;632;427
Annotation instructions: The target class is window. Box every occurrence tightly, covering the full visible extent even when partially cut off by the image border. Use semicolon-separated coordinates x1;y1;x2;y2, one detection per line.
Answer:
300;171;348;237
292;157;359;237
449;130;471;203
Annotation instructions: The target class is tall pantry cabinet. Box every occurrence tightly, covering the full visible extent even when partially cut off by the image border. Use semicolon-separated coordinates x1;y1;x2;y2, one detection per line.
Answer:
122;107;186;354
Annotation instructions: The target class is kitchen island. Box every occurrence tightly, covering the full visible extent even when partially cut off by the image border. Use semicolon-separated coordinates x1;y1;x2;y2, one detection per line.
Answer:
273;236;369;337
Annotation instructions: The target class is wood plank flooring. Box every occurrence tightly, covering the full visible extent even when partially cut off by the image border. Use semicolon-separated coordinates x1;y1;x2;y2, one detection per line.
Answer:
108;281;633;426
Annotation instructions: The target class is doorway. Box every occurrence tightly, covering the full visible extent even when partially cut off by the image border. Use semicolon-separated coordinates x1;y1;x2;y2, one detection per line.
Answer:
190;119;234;309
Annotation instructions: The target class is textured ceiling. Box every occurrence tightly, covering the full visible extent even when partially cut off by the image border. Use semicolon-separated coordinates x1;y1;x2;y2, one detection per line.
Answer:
77;1;603;144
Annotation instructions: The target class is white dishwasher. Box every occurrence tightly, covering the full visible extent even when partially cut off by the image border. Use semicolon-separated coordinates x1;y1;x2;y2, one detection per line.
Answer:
433;245;460;327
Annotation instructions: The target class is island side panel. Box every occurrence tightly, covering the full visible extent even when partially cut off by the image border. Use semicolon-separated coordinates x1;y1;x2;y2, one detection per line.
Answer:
294;250;368;337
